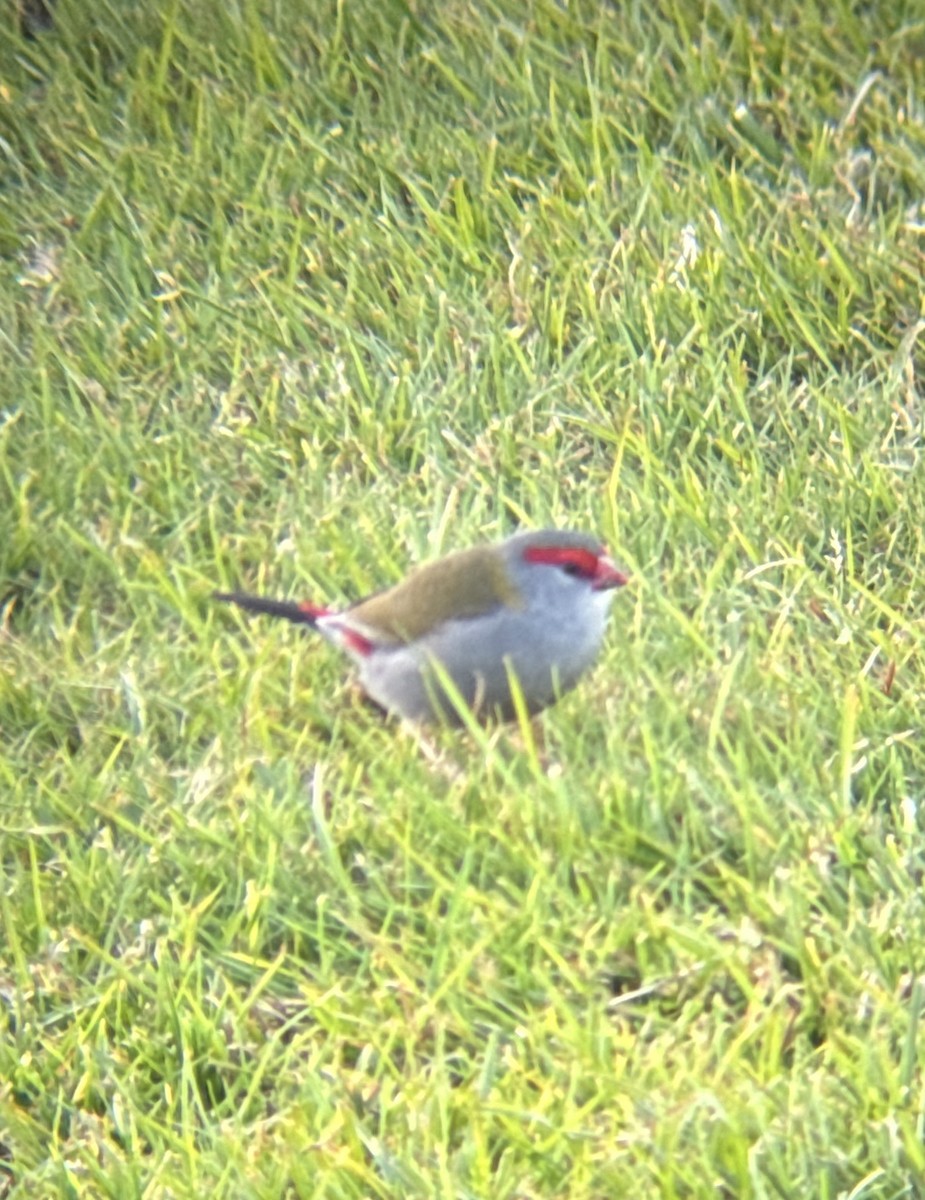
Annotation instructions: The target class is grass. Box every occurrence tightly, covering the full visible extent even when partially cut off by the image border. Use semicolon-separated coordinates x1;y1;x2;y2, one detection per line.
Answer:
1;0;925;1195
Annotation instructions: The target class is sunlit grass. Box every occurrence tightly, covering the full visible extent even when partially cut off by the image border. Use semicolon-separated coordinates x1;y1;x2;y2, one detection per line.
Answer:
2;1;925;1195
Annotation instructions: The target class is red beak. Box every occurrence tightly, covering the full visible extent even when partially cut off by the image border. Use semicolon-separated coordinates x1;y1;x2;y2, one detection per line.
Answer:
593;554;630;591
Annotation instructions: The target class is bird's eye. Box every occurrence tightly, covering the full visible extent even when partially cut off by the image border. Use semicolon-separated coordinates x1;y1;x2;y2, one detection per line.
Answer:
561;562;583;578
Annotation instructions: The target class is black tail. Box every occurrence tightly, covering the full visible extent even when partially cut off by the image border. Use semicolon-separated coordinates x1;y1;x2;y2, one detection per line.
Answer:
213;592;323;626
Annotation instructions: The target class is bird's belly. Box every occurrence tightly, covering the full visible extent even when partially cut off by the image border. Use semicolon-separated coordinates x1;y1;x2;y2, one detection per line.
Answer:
359;599;609;722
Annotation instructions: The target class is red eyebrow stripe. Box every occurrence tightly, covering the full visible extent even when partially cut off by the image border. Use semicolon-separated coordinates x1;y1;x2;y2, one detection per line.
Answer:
523;545;600;577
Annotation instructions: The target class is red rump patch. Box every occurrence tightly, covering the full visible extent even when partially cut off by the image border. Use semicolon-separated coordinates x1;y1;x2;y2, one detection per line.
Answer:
340;627;375;657
319;614;375;657
299;601;331;619
523;544;601;579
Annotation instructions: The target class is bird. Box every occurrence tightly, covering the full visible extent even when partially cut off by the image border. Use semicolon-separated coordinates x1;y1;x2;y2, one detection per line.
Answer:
214;529;628;724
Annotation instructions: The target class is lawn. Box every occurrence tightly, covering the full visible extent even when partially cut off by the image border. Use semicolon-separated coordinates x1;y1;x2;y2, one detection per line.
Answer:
2;1;925;1196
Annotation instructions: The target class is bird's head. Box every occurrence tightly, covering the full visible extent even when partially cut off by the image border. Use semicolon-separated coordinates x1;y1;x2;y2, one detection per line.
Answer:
501;529;629;612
